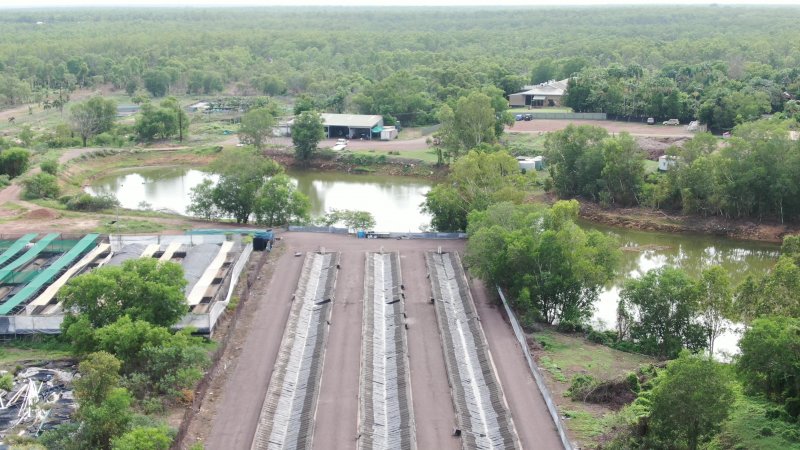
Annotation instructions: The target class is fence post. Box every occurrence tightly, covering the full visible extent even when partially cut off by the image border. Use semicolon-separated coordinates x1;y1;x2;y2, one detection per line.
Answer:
497;287;574;450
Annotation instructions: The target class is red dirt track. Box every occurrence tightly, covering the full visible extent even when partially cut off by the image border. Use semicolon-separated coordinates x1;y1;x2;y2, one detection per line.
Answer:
205;232;562;450
508;118;693;137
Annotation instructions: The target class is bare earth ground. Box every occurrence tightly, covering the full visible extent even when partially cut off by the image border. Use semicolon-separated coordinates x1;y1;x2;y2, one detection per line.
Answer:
509;119;694;137
197;232;561;450
312;249;363;449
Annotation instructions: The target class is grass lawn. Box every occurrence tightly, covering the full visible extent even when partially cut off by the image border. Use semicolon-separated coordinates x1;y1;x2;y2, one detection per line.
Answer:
644;159;659;174
97;218;165;234
0;339;73;369
531;329;655;447
396;125;440;140
504;132;546;156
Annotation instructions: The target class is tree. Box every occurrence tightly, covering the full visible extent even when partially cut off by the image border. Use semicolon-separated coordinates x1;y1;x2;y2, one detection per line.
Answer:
159;97;188;143
648;352;734;450
531;59;557;84
0;147;31;178
699;266;734;355
69;96;117;146
112;427;172;450
142;70;170;97
60;258;187;329
74;352;122;406
239;106;278;150
187;178;219;221
737;316;800;418
78;387;133;450
544;124;608;200
434;91;500;161
291;111;324;165
320;209;376;230
422;150;525;232
618;267;707;359
735;236;800;323
134;99;187;142
600;133;645;206
293;94;317;115
253;174;311;226
21;172;59;199
466;200;619;326
207;149;283;223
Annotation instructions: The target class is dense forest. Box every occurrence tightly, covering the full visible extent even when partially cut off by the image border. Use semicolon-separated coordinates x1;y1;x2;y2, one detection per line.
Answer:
2;7;800;127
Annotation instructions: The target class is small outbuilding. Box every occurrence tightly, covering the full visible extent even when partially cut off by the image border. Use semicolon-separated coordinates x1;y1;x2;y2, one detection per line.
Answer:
517;156;545;171
658;155;679;171
380;126;398;141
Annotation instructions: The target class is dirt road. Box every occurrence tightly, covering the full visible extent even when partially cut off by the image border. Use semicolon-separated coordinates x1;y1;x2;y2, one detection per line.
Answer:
509;118;693;137
471;278;564;449
312;250;364;449
205;247;304;450
401;249;462;450
203;232;562;450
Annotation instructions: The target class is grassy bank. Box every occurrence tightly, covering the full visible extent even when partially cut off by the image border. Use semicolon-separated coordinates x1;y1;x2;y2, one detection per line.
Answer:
530;329;655;447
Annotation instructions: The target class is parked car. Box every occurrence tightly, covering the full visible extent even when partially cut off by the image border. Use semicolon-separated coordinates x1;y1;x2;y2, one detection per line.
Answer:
523;114;533;121
663;118;680;126
332;138;348;151
515;114;524;121
646;117;655;125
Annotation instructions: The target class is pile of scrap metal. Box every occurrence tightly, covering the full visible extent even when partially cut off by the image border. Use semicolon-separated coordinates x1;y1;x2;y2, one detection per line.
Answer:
0;364;77;440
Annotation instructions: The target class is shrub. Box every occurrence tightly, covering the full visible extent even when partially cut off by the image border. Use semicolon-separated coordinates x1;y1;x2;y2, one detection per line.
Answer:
586;329;613;345
0;373;13;391
40;159;59;175
22;172;59;199
626;372;641;393
567;374;598;400
0;174;10;189
0;147;31;178
66;193;120;211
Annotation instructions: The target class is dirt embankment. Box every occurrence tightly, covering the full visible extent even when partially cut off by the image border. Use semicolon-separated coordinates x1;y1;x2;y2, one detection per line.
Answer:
578;200;798;243
263;149;447;179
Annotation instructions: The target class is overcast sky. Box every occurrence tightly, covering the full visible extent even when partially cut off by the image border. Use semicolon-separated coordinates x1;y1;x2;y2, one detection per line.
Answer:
2;0;800;8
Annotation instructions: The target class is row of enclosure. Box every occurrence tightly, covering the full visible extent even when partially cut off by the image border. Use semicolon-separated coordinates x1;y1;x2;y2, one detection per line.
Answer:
427;251;520;450
0;233;248;335
249;248;524;450
251;252;339;450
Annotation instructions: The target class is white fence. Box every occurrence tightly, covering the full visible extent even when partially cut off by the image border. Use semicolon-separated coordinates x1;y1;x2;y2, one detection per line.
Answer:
0;315;64;334
176;243;253;335
497;287;573;450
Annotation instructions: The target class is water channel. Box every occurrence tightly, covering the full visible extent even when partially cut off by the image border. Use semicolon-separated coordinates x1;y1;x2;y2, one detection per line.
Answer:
88;167;781;354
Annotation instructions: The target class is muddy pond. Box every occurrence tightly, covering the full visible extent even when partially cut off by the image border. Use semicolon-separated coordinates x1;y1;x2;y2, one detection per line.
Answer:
89;167;780;354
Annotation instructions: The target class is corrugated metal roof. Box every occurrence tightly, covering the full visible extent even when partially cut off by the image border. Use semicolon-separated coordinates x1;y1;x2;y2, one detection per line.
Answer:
321;113;383;128
512;78;569;97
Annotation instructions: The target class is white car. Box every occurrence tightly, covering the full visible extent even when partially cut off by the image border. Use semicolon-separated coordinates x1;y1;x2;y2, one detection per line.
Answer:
332;138;348;151
663;119;680;126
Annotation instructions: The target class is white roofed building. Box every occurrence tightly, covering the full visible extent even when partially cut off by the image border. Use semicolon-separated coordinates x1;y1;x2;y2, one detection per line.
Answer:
509;79;569;108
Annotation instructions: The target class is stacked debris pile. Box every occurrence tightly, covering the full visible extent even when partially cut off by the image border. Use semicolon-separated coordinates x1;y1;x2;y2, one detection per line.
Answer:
0;362;77;441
